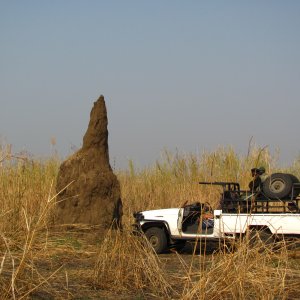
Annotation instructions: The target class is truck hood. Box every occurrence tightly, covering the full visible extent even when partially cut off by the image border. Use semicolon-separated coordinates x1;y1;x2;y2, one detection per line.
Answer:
141;208;180;219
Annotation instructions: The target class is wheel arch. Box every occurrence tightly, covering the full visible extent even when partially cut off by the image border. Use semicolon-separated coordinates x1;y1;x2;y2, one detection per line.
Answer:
247;225;273;234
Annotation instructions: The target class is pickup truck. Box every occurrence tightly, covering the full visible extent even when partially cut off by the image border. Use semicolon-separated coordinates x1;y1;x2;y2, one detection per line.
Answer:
133;174;300;253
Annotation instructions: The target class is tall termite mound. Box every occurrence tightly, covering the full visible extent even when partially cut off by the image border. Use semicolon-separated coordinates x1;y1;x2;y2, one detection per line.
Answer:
55;95;122;227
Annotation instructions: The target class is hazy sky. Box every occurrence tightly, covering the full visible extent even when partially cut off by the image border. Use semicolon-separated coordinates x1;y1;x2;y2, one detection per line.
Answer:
1;1;300;169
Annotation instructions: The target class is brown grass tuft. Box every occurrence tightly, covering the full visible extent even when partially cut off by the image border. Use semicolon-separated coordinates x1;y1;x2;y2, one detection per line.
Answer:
181;238;299;300
93;228;174;298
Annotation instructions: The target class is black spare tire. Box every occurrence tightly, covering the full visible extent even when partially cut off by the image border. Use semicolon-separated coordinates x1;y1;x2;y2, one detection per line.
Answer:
263;173;293;199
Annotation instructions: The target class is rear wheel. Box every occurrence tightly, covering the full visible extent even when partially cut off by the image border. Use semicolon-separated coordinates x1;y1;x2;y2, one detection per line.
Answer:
145;227;167;254
263;173;293;199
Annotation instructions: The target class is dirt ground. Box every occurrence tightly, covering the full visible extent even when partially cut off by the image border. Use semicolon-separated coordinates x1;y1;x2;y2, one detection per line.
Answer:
3;229;300;300
21;230;218;299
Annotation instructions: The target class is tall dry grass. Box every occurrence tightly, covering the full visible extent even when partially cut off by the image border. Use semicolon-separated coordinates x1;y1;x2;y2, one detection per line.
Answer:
180;238;299;300
118;146;278;226
0;143;300;298
0;145;60;299
0;152;59;233
93;228;174;298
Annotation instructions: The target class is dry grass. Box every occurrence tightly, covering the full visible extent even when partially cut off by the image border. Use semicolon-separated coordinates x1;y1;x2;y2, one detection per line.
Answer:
0;146;60;299
93;228;174;298
119;146;278;225
181;238;299;300
0;144;300;299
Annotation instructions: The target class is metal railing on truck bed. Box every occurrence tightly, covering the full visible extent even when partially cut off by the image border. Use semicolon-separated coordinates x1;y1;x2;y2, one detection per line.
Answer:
199;181;300;214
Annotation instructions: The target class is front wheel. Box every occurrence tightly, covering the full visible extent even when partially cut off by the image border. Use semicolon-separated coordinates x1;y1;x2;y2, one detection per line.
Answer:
144;227;167;254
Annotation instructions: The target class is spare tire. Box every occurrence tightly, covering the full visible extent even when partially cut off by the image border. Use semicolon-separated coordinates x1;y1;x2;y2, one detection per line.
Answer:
263;173;293;199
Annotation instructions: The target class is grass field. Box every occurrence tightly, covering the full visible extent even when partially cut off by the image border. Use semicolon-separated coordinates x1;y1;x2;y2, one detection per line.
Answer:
0;145;300;299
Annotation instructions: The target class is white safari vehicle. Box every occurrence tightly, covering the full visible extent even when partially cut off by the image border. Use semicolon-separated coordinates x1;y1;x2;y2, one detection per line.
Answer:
133;173;300;253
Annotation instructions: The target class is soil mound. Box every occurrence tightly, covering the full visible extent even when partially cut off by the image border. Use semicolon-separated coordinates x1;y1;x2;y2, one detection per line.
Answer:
55;95;122;227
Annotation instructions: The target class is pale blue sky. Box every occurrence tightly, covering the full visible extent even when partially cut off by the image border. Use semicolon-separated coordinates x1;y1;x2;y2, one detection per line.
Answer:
1;1;300;168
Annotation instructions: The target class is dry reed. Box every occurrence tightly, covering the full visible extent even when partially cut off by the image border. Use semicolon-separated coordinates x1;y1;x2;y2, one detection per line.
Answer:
180;237;299;300
119;146;278;225
93;228;174;298
0;144;299;299
0;147;60;299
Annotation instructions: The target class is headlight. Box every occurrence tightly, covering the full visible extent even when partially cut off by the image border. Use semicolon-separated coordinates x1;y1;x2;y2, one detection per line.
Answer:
133;212;144;221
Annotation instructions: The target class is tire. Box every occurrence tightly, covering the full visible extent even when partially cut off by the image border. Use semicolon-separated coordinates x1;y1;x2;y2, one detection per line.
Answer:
145;227;167;254
262;173;293;199
288;174;299;183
